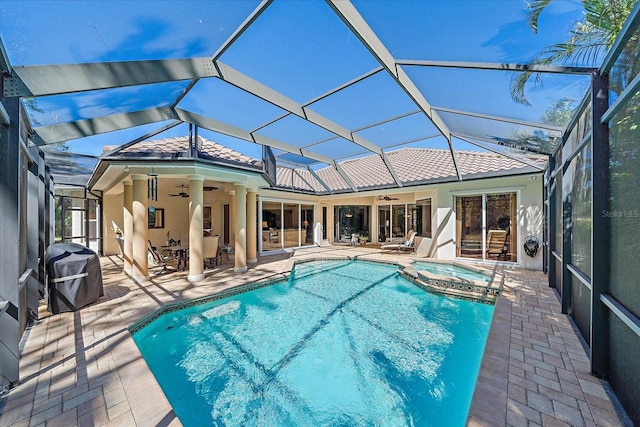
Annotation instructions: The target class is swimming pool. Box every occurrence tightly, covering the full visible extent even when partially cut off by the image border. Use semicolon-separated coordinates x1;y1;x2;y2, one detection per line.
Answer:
413;261;491;282
132;260;494;426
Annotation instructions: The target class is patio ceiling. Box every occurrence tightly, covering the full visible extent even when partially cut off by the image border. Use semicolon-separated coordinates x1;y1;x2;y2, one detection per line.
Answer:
0;0;595;190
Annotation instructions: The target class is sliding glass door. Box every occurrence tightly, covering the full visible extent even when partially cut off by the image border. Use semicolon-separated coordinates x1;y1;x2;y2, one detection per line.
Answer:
334;205;371;243
260;200;315;252
456;196;483;258
301;204;314;244
261;201;282;251
378;205;390;242
391;205;406;239
378;199;432;243
486;193;517;262
455;192;517;262
283;203;300;249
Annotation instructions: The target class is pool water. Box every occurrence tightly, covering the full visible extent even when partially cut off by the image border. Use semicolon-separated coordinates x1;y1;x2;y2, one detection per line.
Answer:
413;261;491;282
133;260;494;426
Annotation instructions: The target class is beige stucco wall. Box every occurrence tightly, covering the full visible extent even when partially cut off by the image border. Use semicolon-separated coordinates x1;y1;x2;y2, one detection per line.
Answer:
103;192;123;256
316;174;543;270
101;174;544;270
431;174;544;270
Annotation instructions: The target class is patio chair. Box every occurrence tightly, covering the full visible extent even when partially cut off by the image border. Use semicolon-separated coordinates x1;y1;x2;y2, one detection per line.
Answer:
148;240;176;274
381;231;417;253
486;229;509;260
203;235;220;268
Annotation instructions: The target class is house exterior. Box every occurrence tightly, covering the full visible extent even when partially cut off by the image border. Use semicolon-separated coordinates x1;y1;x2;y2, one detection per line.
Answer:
89;135;545;283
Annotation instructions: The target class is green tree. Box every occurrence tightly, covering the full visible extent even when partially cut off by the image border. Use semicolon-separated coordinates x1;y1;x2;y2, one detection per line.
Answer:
511;0;636;105
24;98;71;152
23;98;45;123
495;97;578;155
541;97;578;127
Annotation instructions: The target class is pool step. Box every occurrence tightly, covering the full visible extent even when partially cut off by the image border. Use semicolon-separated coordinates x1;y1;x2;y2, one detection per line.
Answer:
399;268;501;305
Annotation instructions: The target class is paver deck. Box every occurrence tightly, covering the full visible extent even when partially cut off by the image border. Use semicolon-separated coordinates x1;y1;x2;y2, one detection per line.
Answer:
0;246;626;426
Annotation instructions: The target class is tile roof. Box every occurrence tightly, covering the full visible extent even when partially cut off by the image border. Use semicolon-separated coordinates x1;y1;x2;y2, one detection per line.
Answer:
104;136;263;169
103;136;546;193
388;148;459;183
314;167;351;192
388;147;546;184
276;168;327;192
340;153;395;189
280;148;546;193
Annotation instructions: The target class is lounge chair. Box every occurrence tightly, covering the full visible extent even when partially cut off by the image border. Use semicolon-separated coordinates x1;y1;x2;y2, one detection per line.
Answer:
381;231;417;253
486;228;509;260
148;240;176;274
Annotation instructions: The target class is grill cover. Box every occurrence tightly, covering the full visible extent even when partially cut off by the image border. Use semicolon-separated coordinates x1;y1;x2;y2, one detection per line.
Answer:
45;243;104;314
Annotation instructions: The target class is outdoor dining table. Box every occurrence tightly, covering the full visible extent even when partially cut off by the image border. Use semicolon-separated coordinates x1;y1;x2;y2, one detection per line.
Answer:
162;245;189;270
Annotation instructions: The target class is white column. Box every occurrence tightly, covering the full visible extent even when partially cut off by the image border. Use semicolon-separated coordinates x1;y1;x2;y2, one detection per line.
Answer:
131;175;148;281
123;181;133;275
188;176;204;282
247;189;257;264
234;183;247;273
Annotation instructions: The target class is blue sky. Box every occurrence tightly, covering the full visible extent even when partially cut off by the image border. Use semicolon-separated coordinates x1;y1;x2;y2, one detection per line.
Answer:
1;0;589;160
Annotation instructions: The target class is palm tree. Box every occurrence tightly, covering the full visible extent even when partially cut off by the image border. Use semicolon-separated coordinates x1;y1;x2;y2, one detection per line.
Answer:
511;0;636;105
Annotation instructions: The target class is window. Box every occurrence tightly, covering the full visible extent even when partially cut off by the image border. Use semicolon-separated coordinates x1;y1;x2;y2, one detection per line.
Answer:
410;198;432;238
203;206;212;231
148;208;164;229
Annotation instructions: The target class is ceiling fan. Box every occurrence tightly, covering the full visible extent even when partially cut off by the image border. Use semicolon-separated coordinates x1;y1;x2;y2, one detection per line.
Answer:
169;185;219;197
169;185;189;198
378;195;399;201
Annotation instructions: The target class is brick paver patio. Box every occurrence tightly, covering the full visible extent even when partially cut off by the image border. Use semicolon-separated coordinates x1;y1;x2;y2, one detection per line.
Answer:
0;247;626;426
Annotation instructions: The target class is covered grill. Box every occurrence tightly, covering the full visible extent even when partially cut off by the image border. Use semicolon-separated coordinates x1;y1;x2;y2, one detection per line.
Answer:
45;243;103;314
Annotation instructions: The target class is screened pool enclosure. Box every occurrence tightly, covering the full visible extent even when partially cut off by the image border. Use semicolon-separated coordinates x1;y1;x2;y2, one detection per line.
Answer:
1;0;639;423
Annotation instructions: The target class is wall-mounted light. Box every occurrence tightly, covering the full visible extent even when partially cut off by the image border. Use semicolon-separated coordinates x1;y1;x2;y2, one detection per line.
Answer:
123;166;130;172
